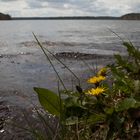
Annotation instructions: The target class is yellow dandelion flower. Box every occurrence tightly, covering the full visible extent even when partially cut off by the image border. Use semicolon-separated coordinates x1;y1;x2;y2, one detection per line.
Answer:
87;75;106;84
86;87;105;96
97;67;107;76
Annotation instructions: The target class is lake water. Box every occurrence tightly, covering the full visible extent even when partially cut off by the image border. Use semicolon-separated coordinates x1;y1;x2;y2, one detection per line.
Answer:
0;20;140;106
0;20;140;55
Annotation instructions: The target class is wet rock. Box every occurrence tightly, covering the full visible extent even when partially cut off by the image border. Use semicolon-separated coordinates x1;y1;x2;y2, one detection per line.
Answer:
20;41;37;47
1;106;58;140
10;61;15;64
0;55;3;58
55;52;113;60
0;101;10;133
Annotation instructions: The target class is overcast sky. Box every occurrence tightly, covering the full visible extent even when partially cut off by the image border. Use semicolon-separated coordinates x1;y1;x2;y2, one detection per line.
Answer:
0;0;140;17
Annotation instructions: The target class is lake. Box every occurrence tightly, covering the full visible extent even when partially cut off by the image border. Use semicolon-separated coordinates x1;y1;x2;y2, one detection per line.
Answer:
0;20;140;55
0;20;140;106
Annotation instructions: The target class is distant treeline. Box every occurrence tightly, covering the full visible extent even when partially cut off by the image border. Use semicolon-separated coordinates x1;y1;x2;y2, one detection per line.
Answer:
12;16;120;20
0;12;140;20
121;13;140;20
11;13;140;20
0;13;11;20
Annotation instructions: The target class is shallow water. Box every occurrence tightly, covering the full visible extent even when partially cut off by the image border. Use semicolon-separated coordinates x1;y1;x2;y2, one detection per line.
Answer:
0;20;140;107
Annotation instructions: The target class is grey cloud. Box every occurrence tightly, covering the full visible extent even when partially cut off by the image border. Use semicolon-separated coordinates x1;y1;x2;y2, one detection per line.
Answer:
25;0;140;16
130;3;140;12
0;0;140;17
40;0;66;3
45;0;99;12
0;0;19;2
27;0;64;10
28;1;44;9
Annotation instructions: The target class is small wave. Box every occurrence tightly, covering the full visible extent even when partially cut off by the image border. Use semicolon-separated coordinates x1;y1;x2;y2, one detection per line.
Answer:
19;40;98;48
0;52;32;59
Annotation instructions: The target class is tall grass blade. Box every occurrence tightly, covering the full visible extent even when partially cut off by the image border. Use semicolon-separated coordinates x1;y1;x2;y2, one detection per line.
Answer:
33;33;67;91
43;47;81;86
35;109;54;140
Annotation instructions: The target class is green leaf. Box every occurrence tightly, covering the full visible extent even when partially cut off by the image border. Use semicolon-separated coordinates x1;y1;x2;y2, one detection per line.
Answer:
34;87;63;117
104;107;114;115
64;97;83;107
123;41;140;60
114;54;134;72
115;98;137;112
123;42;135;55
134;80;140;94
114;54;124;65
135;102;140;108
87;113;106;124
110;66;125;79
64;117;82;125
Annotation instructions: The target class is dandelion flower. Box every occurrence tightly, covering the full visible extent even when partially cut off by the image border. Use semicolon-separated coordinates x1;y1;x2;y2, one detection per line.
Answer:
97;67;107;76
87;87;105;96
87;75;106;84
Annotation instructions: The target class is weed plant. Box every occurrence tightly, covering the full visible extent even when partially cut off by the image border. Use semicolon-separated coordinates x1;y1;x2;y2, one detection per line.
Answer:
31;35;140;140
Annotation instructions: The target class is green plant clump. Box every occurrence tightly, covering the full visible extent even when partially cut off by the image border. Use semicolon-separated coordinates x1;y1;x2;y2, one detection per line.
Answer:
33;38;140;140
